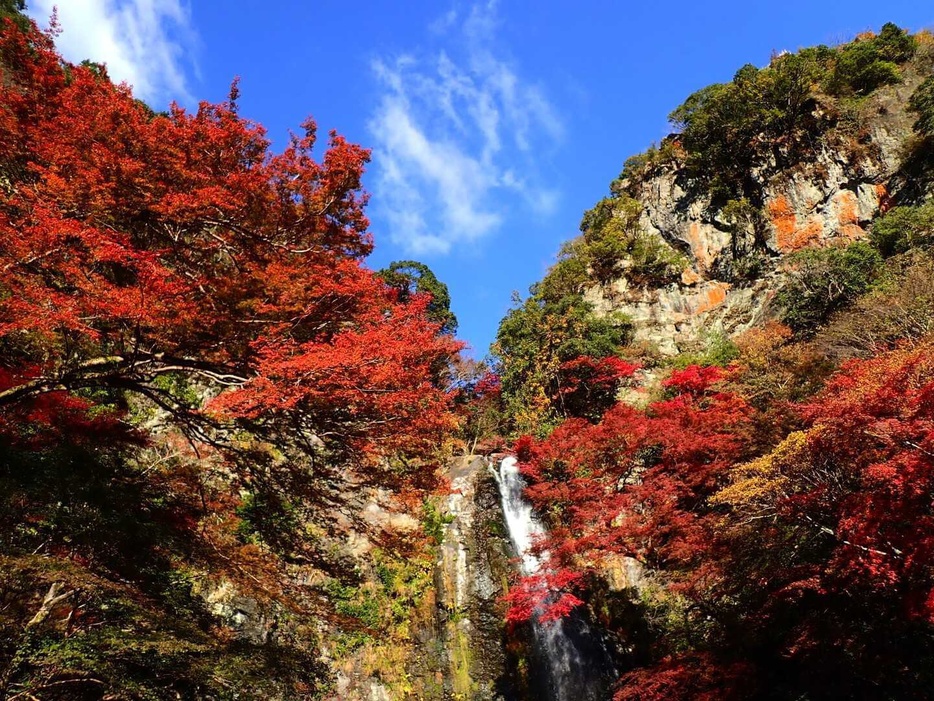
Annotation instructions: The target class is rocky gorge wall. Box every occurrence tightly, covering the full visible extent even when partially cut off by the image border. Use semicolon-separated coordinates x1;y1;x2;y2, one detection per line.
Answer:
584;61;928;355
291;457;513;701
132;422;528;701
435;456;515;700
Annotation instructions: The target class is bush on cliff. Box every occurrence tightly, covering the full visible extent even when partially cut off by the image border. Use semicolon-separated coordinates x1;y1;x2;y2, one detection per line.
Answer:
871;202;934;256
776;241;882;332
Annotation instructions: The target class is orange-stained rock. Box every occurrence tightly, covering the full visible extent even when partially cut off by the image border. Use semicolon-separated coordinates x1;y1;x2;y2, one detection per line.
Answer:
834;190;860;226
768;196;798;252
770;194;827;252
686;221;718;270
793;218;824;252
833;190;866;241
876;183;892;214
694;283;730;315
681;267;702;285
842;224;865;241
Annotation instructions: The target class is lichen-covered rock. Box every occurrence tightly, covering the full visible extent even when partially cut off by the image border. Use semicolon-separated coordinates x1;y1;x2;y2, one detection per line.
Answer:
589;71;926;355
600;554;647;594
197;579;278;643
435;456;514;700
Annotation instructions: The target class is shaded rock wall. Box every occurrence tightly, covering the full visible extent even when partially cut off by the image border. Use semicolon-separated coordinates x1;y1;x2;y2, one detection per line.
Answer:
436;456;516;700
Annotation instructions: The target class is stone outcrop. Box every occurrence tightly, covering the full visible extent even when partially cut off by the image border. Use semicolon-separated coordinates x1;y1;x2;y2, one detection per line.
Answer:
321;455;518;701
436;456;515;700
586;69;926;355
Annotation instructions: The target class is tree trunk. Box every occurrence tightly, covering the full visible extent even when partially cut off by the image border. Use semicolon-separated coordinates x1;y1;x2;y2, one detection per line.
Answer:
0;582;73;699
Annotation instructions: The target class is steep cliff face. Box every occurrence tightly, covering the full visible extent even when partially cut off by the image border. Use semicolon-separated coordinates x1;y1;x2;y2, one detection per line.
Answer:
305;455;516;701
583;57;928;355
486;24;934;701
435;456;514;700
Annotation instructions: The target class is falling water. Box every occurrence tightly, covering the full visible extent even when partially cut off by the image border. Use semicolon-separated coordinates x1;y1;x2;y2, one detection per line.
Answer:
495;456;548;576
494;456;616;701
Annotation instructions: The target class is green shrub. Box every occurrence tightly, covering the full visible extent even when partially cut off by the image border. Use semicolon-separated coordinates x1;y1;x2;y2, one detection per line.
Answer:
536;239;590;300
626;232;687;286
876;21;918;62
614;139;682;187
670;331;740;369
581;196;638;283
909;75;934;137
235;490;299;549
826;44;900;96
668;51;831;202
663;24;914;202
580;195;685;287
152;372;201;407
617;153;650;187
493;287;632;435
422;497;454;545
870;203;934;256
777;242;883;331
554;307;632;362
825;24;915;96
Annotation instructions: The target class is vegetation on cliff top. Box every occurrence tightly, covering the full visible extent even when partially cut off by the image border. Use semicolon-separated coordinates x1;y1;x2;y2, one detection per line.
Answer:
512;21;934;319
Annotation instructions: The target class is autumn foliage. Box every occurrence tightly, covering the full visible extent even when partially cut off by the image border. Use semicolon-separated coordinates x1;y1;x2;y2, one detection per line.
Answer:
502;568;585;625
510;335;934;699
0;16;462;698
0;19;461;459
554;355;638;420
519;363;751;572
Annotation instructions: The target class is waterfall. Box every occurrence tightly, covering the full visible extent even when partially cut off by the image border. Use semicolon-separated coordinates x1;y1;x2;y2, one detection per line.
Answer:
496;456;547;576
494;457;616;701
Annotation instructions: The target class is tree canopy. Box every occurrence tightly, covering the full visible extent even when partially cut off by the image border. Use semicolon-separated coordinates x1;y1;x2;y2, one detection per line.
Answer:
378;260;458;335
0;20;462;462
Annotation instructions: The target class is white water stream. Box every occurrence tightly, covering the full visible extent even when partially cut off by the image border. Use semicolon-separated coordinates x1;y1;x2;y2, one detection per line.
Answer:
495;456;548;576
494;456;604;701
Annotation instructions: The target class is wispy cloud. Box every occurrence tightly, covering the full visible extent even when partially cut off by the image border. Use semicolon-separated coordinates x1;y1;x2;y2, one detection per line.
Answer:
28;0;197;105
369;1;562;255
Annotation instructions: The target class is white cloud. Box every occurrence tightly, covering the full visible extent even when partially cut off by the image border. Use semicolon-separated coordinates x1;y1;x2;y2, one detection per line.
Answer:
428;8;458;36
28;0;196;105
368;1;562;255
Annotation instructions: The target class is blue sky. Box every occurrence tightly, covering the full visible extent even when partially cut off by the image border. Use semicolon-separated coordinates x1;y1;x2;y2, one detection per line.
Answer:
30;1;934;357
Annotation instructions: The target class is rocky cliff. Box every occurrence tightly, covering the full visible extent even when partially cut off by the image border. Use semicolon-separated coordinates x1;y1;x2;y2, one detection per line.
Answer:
435;456;515;700
303;455;515;701
582;43;931;355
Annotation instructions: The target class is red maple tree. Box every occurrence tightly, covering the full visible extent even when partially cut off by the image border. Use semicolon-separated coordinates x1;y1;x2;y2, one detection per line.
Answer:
0;19;462;462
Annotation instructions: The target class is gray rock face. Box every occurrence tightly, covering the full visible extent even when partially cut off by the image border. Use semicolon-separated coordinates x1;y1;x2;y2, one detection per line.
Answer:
200;579;278;644
588;73;923;355
435;455;514;700
601;554;647;594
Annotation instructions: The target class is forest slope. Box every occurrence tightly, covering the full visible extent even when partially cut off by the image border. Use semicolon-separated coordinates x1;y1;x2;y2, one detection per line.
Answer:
493;23;934;701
